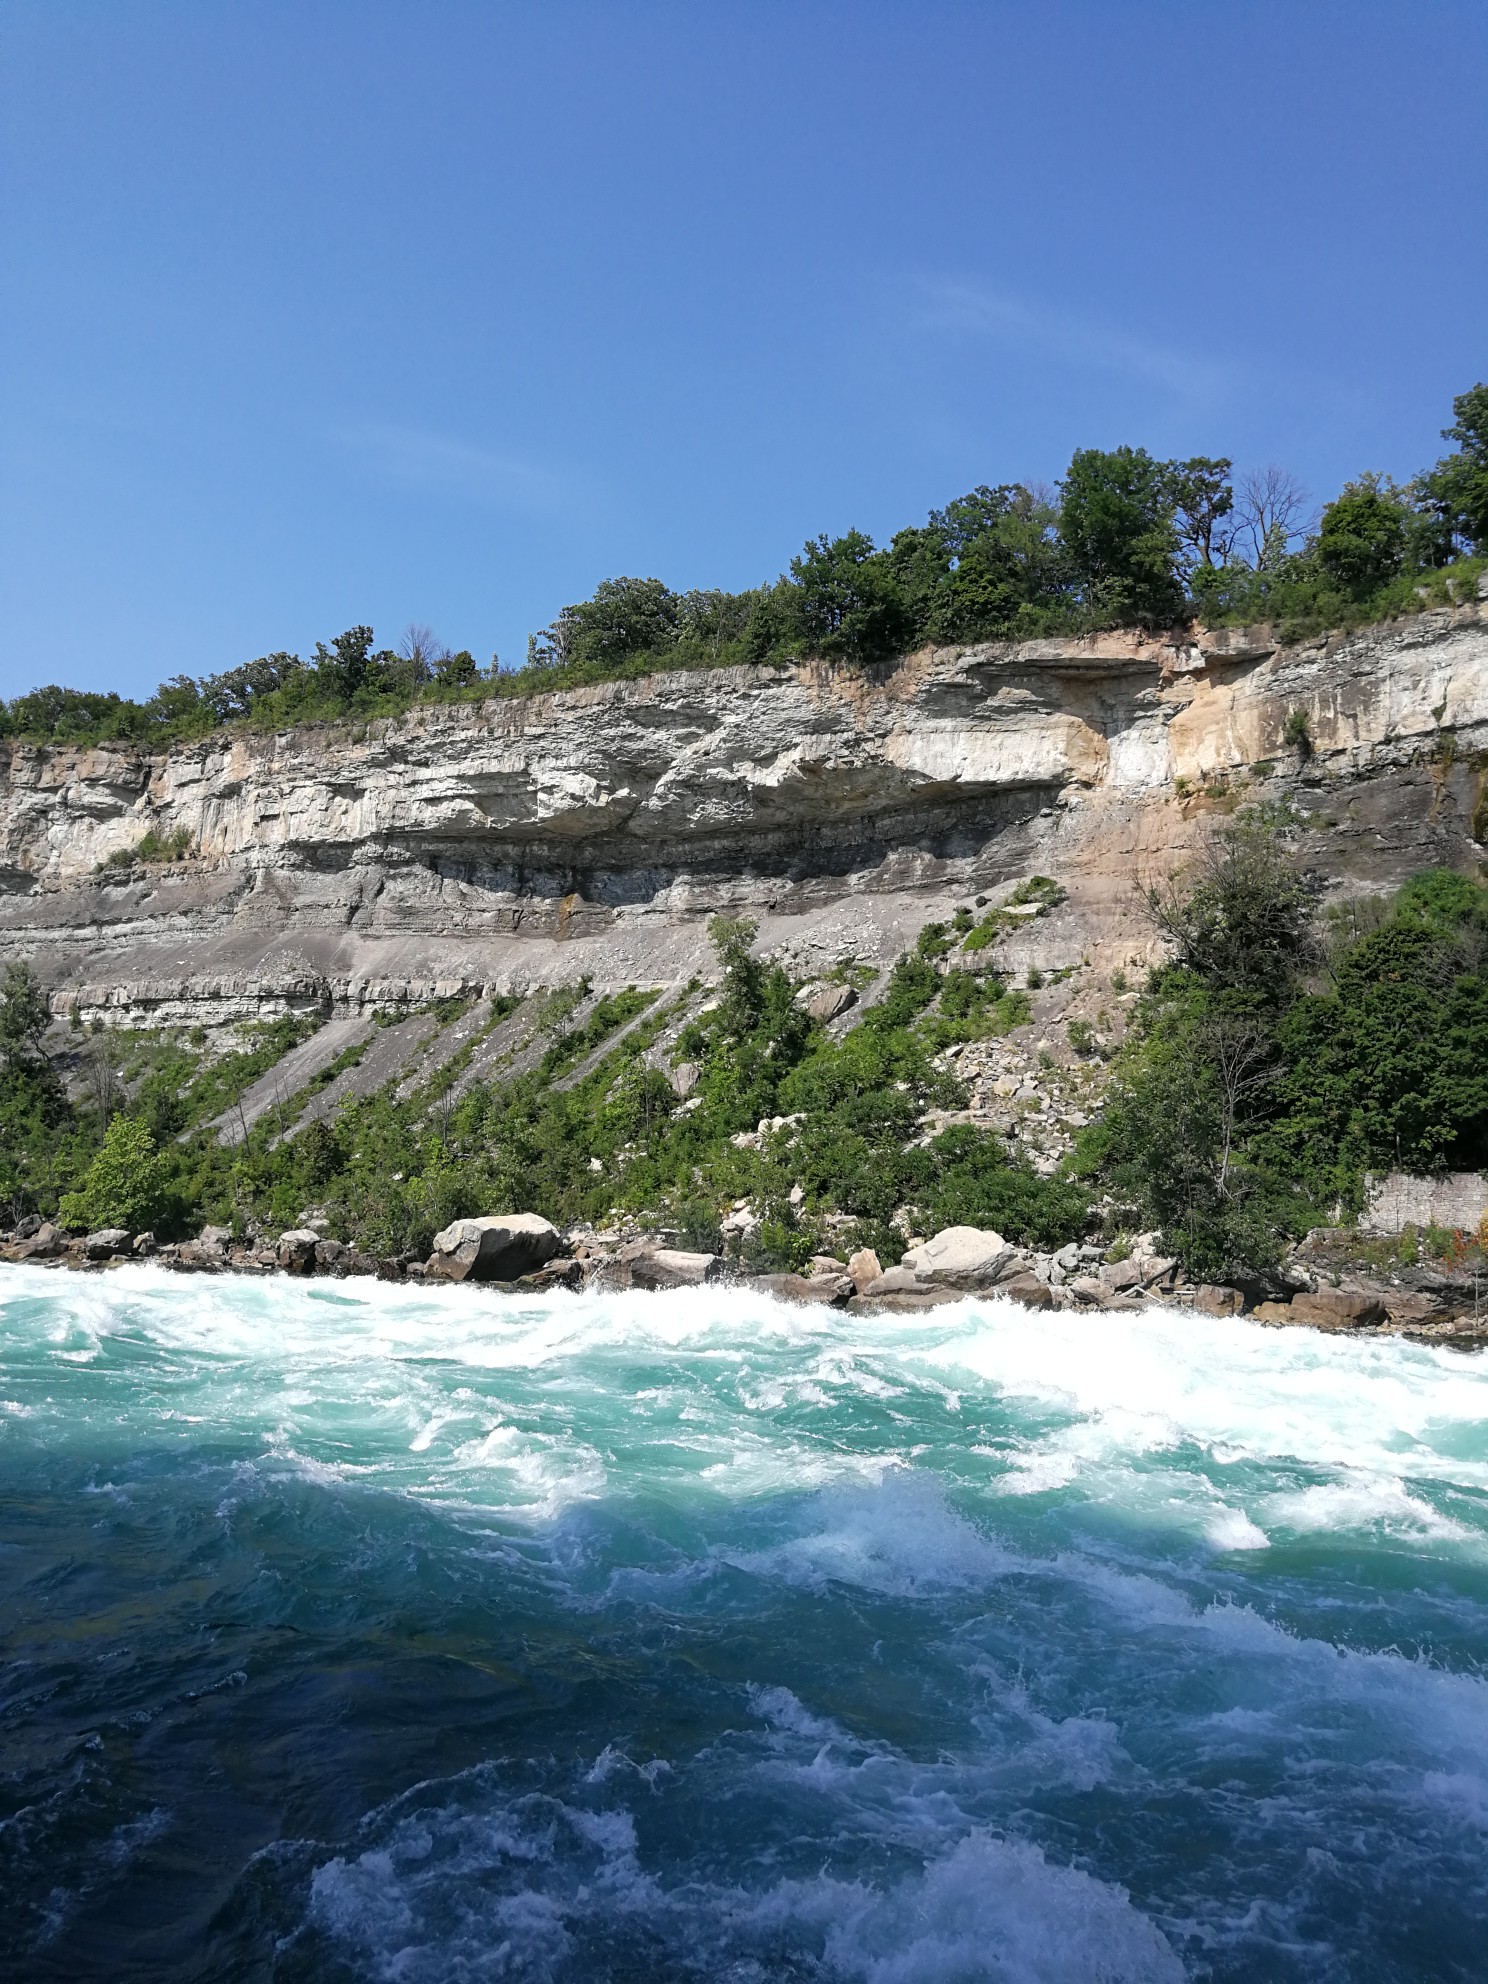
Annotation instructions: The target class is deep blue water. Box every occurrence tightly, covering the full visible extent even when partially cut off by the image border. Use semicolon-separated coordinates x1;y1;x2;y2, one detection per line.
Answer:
3;1265;1487;1981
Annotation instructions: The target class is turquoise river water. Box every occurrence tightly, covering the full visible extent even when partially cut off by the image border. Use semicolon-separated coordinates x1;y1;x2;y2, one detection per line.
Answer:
2;1265;1487;1981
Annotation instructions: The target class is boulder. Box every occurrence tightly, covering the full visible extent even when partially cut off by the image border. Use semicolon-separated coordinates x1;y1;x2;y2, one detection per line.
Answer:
997;1270;1054;1310
1251;1300;1295;1324
12;1221;63;1261
1134;1254;1178;1289
751;1271;853;1307
513;1257;583;1293
862;1265;923;1297
1289;1286;1389;1330
856;1283;966;1311
198;1223;234;1253
669;1061;700;1100
314;1238;347;1272
132;1231;157;1256
899;1226;1011;1289
429;1214;562;1283
170;1241;224;1273
1099;1258;1144;1294
84;1227;131;1260
1194;1284;1244;1317
278;1228;321;1274
806;983;857;1024
1380;1290;1448;1325
629;1247;728;1290
846;1247;882;1293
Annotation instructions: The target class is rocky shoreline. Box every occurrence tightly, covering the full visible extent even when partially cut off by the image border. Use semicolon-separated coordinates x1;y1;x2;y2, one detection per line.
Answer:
4;1211;1484;1349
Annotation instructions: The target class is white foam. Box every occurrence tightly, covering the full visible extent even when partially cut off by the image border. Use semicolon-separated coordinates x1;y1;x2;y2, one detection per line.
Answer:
1203;1506;1271;1552
725;1469;1014;1598
304;1785;1182;1984
1265;1473;1473;1541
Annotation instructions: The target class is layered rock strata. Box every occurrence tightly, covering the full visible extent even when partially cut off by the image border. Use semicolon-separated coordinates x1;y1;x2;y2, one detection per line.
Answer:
1;607;1485;1025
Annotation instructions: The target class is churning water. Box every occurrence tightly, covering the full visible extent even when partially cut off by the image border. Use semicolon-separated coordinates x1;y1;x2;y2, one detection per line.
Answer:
3;1268;1487;1982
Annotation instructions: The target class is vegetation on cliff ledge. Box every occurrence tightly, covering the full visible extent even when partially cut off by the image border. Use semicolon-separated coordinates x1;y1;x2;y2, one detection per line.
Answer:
1077;837;1488;1284
4;385;1484;747
0;926;1079;1270
5;842;1486;1291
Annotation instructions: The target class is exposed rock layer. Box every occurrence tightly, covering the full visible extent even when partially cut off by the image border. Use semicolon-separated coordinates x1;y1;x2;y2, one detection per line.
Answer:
3;610;1485;1023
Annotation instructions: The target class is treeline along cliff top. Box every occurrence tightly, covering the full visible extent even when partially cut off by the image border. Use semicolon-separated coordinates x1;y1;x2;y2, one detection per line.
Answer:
4;384;1487;748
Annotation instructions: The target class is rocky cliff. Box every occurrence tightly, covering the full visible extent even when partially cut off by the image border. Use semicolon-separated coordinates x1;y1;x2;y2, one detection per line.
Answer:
2;606;1485;1026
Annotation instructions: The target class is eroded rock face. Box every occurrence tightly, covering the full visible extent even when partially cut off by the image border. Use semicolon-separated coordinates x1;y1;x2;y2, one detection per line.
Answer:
1;610;1484;1026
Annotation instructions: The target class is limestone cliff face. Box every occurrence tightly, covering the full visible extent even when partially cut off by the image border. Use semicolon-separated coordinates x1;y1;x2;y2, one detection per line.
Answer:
2;607;1484;1024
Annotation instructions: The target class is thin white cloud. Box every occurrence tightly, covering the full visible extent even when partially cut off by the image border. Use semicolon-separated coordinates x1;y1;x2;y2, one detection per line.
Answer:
908;277;1232;405
333;420;577;513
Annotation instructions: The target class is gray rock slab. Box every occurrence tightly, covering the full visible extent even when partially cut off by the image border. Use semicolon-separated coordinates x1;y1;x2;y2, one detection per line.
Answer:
286;1012;442;1138
443;998;540;1103
392;999;498;1101
209;1016;372;1145
493;994;601;1088
550;989;669;1092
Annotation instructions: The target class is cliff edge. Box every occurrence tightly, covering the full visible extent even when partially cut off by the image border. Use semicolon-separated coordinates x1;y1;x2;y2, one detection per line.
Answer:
2;607;1484;1026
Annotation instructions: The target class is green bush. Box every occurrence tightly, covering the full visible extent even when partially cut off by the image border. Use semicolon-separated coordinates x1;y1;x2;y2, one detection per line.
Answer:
59;1116;173;1234
1081;831;1488;1282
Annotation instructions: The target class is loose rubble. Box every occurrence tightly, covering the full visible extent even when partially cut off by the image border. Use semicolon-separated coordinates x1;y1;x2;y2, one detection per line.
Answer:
3;1211;1483;1347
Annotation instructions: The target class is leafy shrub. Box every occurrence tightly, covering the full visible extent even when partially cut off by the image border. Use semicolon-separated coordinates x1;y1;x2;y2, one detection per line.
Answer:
1081;831;1488;1282
1283;708;1312;760
59;1116;173;1234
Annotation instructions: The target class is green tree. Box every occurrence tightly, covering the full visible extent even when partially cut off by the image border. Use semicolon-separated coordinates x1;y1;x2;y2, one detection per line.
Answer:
1059;447;1185;626
434;649;482;688
1172;456;1235;570
530;577;681;675
787;529;916;664
1142;817;1317;1004
1315;482;1408;595
311;626;377;701
59;1116;173;1234
0;962;51;1068
887;484;1070;642
1421;382;1488;553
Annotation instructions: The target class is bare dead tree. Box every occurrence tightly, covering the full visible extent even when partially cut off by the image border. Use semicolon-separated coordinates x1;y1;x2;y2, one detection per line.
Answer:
1200;1012;1276;1196
1234;466;1314;567
398;623;451;679
84;1035;120;1128
434;1081;458;1145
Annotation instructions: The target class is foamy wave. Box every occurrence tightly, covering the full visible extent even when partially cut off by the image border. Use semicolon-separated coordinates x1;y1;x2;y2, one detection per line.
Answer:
302;1782;1181;1984
724;1470;1013;1597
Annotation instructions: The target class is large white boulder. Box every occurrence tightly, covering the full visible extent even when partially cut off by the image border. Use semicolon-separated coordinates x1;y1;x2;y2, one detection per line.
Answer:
278;1228;321;1273
84;1227;131;1259
429;1214;561;1283
900;1226;1012;1288
625;1247;727;1290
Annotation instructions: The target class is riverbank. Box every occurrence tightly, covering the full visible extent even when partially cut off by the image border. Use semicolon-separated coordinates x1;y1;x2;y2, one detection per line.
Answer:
5;1209;1485;1349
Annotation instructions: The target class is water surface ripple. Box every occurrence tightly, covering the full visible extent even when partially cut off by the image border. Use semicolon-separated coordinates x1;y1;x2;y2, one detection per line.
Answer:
3;1266;1487;1981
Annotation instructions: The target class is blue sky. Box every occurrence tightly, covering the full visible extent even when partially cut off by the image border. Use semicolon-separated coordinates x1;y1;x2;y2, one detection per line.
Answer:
3;1;1485;701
